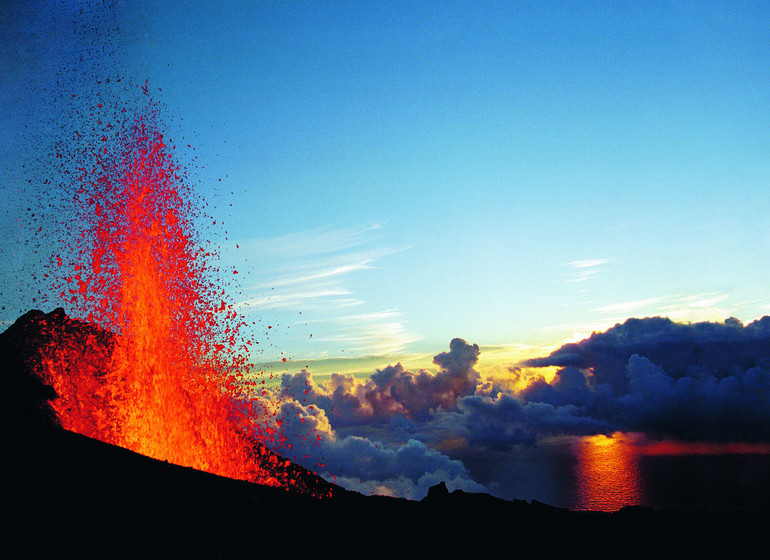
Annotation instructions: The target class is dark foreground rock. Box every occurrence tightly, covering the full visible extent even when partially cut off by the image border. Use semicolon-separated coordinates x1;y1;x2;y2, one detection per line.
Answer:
8;425;769;559
4;311;769;558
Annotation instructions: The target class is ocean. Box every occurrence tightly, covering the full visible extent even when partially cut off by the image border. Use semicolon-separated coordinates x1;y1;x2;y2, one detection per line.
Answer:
454;434;770;511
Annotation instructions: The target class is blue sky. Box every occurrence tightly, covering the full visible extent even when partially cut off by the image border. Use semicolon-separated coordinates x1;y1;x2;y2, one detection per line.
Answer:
3;0;769;365
3;0;770;505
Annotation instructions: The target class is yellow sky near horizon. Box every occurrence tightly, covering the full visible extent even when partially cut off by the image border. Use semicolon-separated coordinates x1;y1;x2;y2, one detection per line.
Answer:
248;340;561;393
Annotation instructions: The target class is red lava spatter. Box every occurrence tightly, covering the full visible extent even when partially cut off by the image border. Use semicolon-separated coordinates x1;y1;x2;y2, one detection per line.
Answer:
36;95;330;496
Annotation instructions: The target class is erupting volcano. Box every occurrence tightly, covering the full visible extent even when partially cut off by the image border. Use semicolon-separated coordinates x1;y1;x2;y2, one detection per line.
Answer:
20;97;330;496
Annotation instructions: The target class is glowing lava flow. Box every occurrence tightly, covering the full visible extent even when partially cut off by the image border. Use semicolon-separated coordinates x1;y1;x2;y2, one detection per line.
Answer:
36;102;305;490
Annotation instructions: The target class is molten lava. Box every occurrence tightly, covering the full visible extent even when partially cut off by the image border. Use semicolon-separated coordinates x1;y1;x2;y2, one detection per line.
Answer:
33;100;326;494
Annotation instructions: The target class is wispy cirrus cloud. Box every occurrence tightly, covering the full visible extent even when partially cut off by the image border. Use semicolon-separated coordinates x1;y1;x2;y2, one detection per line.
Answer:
590;295;672;315
236;224;408;293
301;309;422;356
236;223;385;260
233;289;364;312
256;262;376;289
565;258;613;269
591;292;730;321
562;258;612;283
229;223;417;357
542;292;736;345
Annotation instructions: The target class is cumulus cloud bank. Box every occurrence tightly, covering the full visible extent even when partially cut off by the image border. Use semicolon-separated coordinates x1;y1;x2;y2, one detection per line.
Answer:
259;317;769;498
265;338;486;498
279;337;480;426
519;315;770;442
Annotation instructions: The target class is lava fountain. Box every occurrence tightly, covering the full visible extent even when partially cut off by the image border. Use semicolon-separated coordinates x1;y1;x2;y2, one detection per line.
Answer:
32;98;322;493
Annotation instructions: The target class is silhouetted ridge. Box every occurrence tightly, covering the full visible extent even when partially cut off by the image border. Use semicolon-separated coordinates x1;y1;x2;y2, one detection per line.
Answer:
3;310;768;558
1;308;335;497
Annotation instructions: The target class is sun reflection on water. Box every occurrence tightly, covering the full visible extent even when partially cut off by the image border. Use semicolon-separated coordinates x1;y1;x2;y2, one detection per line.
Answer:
572;433;647;511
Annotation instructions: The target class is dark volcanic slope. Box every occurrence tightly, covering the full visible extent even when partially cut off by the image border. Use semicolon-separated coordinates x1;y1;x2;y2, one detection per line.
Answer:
4;311;769;559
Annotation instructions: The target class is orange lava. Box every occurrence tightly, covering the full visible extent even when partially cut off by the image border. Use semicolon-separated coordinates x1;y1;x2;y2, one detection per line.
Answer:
38;102;288;488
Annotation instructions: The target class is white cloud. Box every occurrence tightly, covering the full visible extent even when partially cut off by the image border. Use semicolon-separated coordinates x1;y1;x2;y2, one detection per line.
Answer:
253;262;375;289
306;309;422;355
590;296;671;314
533;292;739;347
591;292;731;323
235;223;384;261
229;223;418;357
564;258;613;269
562;258;612;283
233;289;364;312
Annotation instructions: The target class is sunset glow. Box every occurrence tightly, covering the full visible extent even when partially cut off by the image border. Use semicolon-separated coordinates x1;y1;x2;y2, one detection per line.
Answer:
572;433;646;512
637;439;770;457
3;0;769;508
